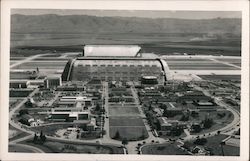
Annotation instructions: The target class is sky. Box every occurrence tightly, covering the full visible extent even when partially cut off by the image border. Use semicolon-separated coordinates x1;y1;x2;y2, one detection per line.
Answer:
11;9;241;19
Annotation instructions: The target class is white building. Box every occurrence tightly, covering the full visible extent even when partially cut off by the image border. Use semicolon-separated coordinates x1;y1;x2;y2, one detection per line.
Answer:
44;76;62;88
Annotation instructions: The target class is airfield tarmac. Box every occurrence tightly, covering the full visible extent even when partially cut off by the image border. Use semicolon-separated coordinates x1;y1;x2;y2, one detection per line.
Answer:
10;52;241;82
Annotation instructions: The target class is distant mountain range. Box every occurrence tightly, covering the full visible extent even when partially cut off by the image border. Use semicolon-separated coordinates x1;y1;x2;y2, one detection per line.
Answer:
11;14;241;35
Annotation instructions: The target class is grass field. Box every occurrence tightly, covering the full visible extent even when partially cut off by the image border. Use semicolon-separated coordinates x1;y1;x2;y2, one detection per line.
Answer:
198;75;241;81
11;32;241;56
215;58;241;63
109;117;148;140
29;123;82;135
13;61;67;70
109;106;140;116
141;143;190;155
20;139;124;154
9;144;36;153
9;89;33;97
110;126;148;141
9;124;30;141
189;111;234;135
33;57;71;61
109;117;144;126
167;60;238;70
184;134;239;156
10;72;37;79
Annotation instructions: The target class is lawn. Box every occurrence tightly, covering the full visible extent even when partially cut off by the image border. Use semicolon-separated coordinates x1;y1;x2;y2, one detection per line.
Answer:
13;61;67;70
9;144;36;153
9;89;33;97
189;111;234;135
21;139;124;154
9;99;24;111
183;134;239;156
29;123;81;135
198;75;241;81
109;116;148;141
167;61;238;70
109;117;144;126
109;106;140;116
141;143;190;155
9;124;30;142
205;134;239;156
10;72;36;79
110;126;148;141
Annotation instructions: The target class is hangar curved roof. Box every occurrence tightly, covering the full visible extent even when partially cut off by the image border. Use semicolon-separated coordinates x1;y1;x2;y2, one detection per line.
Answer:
84;45;141;57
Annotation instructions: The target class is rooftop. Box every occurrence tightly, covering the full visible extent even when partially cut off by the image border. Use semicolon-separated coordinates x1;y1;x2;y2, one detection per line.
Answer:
84;45;141;57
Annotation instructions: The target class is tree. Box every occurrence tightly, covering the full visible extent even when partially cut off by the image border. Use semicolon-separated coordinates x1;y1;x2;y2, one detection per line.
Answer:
41;135;47;142
18;109;29;116
40;130;46;143
191;111;199;118
113;131;120;139
180;114;189;121
122;138;128;146
33;133;38;143
148;103;153;111
95;103;100;111
194;138;207;145
171;126;183;136
202;117;214;129
220;141;225;156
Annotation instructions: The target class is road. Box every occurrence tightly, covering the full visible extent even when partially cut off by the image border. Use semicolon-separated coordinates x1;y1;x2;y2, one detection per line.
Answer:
9;88;39;133
9;82;125;153
125;85;166;154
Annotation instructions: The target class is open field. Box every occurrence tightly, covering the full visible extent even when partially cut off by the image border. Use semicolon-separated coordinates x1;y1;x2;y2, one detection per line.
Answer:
166;60;239;70
109;117;144;126
11;32;241;56
12;61;67;70
109;106;140;116
21;139;124;154
10;57;25;60
33;57;71;61
9;144;36;153
198;75;241;81
141;143;190;155
9;124;30;141
109;117;148;140
10;72;37;79
184;134;239;156
29;123;88;135
9;89;33;97
110;126;148;141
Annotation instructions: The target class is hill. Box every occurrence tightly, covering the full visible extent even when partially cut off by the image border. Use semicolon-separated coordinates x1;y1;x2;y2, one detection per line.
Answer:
11;14;241;35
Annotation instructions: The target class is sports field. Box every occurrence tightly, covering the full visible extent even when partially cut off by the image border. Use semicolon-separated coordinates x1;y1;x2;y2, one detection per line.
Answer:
109;117;148;140
109;117;144;126
109;106;140;116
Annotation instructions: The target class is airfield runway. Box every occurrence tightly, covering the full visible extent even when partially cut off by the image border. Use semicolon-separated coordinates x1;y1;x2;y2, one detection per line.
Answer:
10;53;241;81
